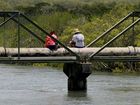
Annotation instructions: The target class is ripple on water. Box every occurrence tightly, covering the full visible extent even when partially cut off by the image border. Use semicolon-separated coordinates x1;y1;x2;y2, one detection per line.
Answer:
109;86;140;92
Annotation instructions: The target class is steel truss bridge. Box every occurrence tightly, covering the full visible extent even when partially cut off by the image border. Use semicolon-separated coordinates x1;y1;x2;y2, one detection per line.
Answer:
0;11;140;63
0;11;140;91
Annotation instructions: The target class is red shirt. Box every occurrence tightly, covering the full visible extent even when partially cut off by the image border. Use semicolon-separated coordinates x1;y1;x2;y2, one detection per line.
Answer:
45;34;57;47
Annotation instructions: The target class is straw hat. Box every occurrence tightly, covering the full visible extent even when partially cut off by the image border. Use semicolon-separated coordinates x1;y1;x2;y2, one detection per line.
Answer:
73;28;81;34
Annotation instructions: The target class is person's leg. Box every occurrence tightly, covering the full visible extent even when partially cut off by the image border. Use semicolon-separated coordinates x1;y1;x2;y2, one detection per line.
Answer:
49;45;56;50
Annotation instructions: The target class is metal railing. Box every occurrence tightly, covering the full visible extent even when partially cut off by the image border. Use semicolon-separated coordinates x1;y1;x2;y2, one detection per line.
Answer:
1;11;140;62
0;11;80;61
87;11;140;61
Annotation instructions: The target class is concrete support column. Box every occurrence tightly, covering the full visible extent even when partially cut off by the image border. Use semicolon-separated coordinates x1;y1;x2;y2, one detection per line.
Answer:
68;77;87;90
63;62;92;91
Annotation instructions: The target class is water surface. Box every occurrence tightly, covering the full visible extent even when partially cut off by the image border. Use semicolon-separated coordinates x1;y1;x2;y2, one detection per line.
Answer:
0;64;140;105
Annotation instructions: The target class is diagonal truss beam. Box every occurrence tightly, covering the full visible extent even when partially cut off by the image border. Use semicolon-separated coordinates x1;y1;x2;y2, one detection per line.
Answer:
89;18;140;60
8;14;45;43
0;13;18;28
4;12;80;60
20;13;80;59
86;12;133;47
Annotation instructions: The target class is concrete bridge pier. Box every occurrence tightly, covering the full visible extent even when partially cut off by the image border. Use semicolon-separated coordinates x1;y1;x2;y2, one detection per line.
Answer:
63;62;92;91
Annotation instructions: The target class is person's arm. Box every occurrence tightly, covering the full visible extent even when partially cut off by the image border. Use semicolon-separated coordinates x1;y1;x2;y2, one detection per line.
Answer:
70;35;76;47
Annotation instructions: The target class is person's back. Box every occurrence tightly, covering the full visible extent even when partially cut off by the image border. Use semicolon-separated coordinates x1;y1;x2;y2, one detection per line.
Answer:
45;31;58;50
71;28;85;48
45;34;57;47
72;33;84;48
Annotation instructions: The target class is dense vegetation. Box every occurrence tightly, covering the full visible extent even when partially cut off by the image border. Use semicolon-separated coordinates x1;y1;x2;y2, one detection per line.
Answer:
1;0;140;72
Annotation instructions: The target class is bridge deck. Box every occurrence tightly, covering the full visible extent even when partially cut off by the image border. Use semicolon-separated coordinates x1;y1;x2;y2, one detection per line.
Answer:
0;47;140;62
0;56;140;63
0;56;77;63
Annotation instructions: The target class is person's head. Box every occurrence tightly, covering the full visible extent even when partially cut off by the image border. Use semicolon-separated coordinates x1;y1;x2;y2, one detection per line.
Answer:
50;31;55;35
73;28;81;34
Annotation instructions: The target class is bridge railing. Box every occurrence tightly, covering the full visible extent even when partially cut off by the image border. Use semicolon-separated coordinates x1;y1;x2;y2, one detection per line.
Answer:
87;11;140;61
1;11;140;62
0;12;80;61
86;12;133;47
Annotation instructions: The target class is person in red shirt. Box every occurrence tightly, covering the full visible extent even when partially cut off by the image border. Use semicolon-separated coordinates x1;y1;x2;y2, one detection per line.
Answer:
45;31;58;50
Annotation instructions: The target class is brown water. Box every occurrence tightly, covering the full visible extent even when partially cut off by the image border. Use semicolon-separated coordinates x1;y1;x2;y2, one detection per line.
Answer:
0;64;140;105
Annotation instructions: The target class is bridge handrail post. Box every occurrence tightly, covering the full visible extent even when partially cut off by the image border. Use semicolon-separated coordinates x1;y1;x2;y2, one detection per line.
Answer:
0;13;18;56
17;12;20;60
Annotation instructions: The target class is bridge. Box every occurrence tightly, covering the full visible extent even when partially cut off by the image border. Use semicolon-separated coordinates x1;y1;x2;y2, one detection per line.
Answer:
0;11;140;91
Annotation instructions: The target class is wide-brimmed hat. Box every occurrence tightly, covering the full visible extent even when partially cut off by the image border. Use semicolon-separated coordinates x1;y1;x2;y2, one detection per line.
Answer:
73;28;81;34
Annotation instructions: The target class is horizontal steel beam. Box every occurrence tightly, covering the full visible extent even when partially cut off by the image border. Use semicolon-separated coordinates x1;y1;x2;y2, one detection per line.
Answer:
0;46;139;56
92;56;140;62
1;56;140;62
0;46;140;62
0;56;77;63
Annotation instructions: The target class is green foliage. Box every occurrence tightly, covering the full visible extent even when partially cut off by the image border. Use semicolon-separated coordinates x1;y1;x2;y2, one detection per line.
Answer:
33;63;64;69
0;0;13;10
33;12;76;35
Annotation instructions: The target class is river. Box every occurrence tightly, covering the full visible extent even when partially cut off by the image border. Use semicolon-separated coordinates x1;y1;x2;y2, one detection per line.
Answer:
0;64;140;105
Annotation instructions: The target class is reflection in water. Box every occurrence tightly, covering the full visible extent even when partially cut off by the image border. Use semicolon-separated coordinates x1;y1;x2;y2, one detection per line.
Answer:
68;91;87;97
110;86;140;92
64;91;92;105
